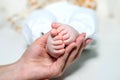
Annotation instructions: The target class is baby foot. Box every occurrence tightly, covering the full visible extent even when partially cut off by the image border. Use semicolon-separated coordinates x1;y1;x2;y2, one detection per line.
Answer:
46;23;65;58
46;22;79;58
56;24;79;45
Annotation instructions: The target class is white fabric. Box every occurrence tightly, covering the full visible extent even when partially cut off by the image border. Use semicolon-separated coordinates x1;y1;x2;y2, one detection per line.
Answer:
23;1;97;44
23;9;56;44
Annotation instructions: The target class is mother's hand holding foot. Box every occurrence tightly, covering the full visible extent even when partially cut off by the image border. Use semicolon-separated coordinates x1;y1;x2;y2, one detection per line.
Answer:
0;31;91;80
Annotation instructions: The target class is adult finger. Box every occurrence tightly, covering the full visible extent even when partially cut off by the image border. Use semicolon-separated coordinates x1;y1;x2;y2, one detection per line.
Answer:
51;42;77;76
84;38;92;47
33;31;50;47
75;38;92;59
63;33;86;69
75;40;86;59
75;38;92;60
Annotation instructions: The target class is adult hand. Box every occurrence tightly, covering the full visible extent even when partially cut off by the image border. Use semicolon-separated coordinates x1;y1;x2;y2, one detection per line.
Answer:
18;32;91;80
0;32;91;80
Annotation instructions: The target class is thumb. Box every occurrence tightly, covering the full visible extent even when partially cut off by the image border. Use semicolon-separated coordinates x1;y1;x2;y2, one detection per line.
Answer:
33;31;50;47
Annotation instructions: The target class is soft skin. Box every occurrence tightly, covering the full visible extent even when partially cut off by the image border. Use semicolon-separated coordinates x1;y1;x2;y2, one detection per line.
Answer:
46;23;79;58
0;31;91;80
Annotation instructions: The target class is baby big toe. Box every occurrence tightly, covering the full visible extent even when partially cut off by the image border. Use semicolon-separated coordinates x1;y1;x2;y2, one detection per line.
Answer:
52;23;61;29
51;29;58;37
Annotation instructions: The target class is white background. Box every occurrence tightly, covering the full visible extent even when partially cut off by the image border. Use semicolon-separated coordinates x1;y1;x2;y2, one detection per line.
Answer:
0;0;120;80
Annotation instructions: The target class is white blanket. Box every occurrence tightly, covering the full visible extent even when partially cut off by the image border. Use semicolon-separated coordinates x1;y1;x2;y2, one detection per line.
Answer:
23;1;97;45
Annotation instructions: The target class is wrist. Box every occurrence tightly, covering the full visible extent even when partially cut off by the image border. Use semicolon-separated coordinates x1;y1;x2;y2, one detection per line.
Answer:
0;62;22;80
13;60;32;80
14;60;48;80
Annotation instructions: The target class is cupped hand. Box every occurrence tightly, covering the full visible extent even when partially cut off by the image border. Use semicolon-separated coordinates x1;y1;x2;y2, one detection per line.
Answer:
17;32;91;80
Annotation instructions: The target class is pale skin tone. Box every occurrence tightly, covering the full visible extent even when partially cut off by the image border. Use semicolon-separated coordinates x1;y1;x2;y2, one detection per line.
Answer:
46;23;80;58
0;29;91;80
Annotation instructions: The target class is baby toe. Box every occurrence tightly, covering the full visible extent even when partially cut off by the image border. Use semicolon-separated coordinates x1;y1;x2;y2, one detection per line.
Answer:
57;26;64;33
63;38;72;45
52;49;65;58
51;29;58;37
54;35;63;40
59;29;67;36
54;44;65;50
53;40;63;45
63;33;70;40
